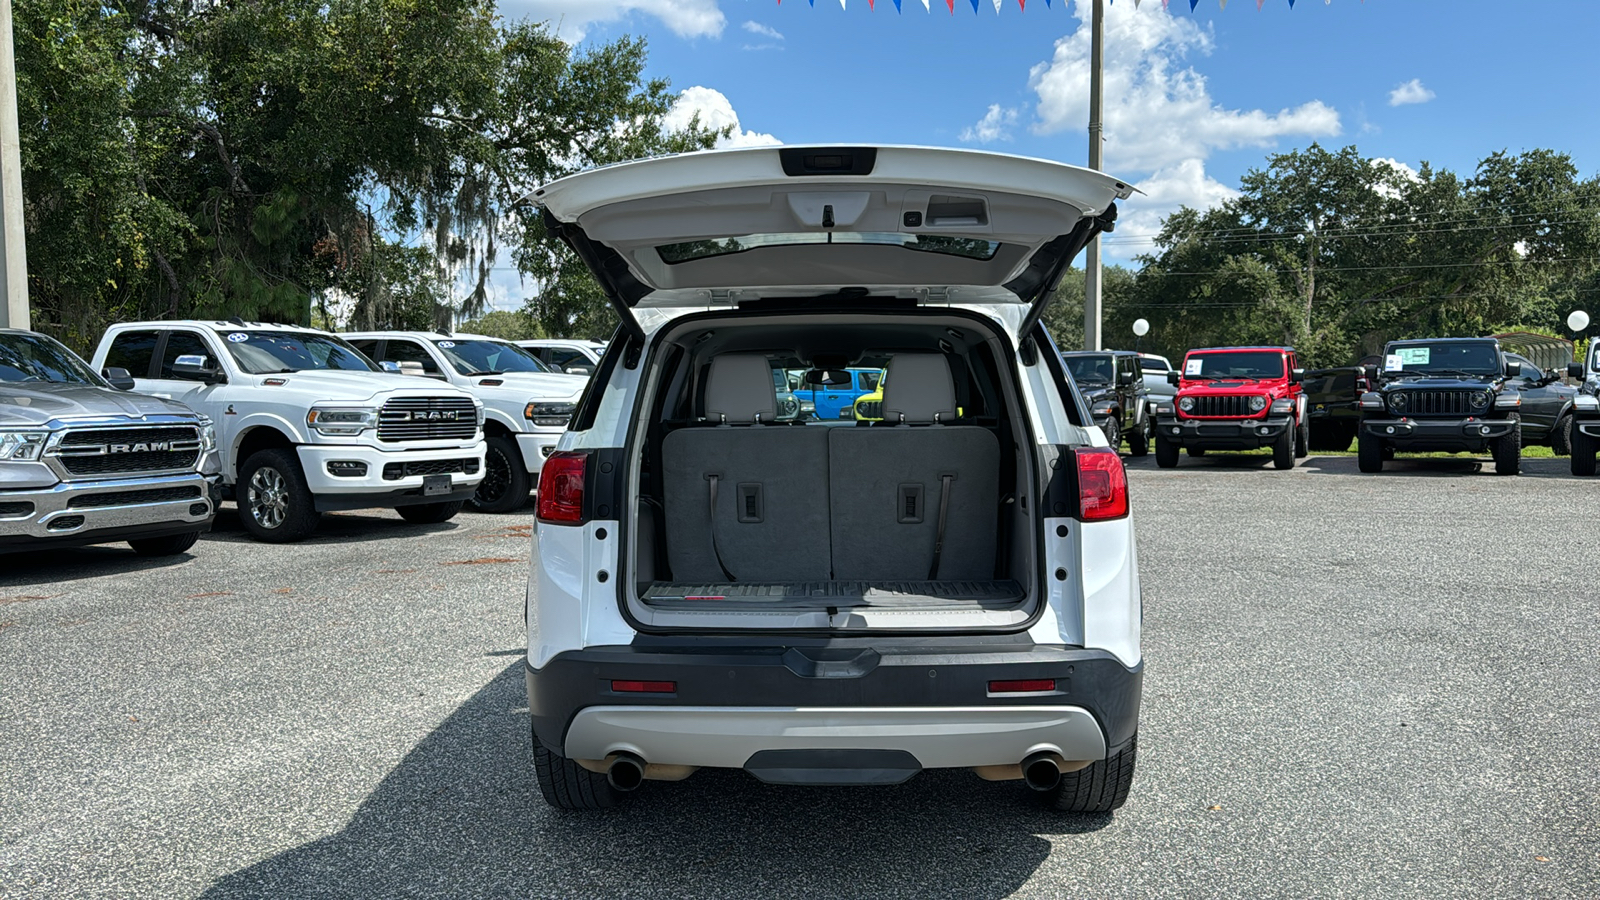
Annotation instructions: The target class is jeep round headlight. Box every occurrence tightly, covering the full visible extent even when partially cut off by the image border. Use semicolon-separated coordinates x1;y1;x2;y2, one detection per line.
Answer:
1178;397;1195;412
1470;390;1491;410
1249;395;1267;412
1389;392;1408;411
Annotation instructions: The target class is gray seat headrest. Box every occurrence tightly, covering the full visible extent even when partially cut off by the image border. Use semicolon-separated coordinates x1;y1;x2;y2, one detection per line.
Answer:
704;354;776;424
882;354;957;424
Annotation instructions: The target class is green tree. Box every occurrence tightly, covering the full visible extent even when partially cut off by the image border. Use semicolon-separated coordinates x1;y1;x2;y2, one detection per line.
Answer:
458;309;543;340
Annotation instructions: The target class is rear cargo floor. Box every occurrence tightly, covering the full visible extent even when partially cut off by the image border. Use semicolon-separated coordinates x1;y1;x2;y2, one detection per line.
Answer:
642;580;1024;611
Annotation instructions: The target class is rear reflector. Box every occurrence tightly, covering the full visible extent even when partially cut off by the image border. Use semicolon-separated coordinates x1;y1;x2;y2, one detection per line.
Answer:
611;680;677;694
536;450;588;524
1075;447;1129;521
989;679;1056;694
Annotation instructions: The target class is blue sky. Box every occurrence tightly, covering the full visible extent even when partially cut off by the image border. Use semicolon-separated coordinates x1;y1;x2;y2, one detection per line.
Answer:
478;0;1600;308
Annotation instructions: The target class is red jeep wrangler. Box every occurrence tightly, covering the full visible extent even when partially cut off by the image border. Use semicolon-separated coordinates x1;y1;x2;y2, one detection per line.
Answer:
1151;346;1308;469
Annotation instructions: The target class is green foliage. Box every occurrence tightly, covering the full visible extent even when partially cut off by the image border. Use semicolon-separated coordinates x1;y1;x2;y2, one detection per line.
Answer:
15;0;717;352
458;309;543;341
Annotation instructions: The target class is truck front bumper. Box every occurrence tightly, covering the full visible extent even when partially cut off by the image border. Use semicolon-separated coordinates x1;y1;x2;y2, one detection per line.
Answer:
515;432;561;475
0;472;218;551
526;641;1141;783
1155;415;1290;450
298;440;487;509
1360;416;1514;452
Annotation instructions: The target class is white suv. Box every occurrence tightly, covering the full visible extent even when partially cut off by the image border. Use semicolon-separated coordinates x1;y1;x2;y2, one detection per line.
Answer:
517;339;607;377
344;331;587;512
91;321;486;542
526;145;1142;812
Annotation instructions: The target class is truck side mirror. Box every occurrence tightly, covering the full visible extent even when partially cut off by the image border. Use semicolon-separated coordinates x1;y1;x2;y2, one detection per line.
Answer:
564;365;594;377
1504;360;1522;378
1568;361;1585;379
102;367;136;391
1290;367;1305;384
1165;371;1179;386
1363;364;1380;385
172;354;225;385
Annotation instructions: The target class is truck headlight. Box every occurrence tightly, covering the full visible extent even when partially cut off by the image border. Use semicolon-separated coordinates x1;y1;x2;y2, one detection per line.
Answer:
1178;397;1194;412
306;407;378;436
1470;391;1492;410
1250;396;1268;412
525;401;576;428
0;430;48;461
198;418;217;451
1389;392;1408;411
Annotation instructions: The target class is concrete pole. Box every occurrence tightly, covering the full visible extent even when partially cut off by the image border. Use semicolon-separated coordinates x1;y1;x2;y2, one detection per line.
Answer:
0;0;28;331
1083;0;1104;352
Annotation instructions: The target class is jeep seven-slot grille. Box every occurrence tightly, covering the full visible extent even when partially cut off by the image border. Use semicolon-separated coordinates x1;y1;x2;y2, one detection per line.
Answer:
856;400;883;420
55;426;201;478
377;398;478;442
1395;390;1478;417
1188;395;1253;418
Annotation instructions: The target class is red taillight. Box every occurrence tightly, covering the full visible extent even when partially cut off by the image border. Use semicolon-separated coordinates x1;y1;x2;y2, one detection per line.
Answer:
611;680;676;694
536;450;588;523
989;679;1056;694
1075;447;1128;521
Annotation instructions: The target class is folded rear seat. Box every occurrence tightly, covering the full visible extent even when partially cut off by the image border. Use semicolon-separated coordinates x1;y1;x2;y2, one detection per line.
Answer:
828;354;1000;582
662;354;832;582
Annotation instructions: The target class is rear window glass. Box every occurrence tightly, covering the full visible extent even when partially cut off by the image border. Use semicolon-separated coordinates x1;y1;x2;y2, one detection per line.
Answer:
657;233;1002;264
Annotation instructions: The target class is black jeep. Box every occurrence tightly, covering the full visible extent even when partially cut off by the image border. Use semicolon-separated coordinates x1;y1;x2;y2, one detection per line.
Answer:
1062;350;1150;456
1357;337;1524;475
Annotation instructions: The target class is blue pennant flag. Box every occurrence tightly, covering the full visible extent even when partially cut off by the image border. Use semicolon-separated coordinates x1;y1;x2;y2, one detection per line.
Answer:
969;0;980;11
1190;0;1199;8
893;0;902;9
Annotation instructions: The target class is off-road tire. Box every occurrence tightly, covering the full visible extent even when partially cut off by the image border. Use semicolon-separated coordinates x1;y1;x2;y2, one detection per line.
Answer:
1551;413;1574;457
398;500;464;524
1127;418;1150;457
1573;424;1598;476
237;449;321;543
1154;435;1179;468
1102;418;1121;454
469;434;532;513
1357;430;1384;473
1492;420;1521;476
533;731;621;810
1048;734;1138;813
1272;422;1296;470
127;531;201;557
1294;414;1310;459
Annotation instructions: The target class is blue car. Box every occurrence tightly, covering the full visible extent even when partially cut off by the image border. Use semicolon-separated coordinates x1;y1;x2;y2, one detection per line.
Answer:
790;366;882;419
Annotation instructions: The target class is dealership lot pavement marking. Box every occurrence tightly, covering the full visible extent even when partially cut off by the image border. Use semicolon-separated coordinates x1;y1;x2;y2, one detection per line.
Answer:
2;461;1596;898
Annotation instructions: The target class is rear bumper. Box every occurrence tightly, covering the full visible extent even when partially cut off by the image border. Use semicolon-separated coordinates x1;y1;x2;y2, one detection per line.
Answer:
1155;415;1289;450
526;642;1142;770
1361;416;1514;452
0;472;218;551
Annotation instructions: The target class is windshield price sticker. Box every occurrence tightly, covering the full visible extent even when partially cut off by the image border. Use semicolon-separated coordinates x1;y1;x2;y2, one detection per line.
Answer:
1396;347;1431;366
1384;354;1404;371
227;333;249;343
1184;358;1204;376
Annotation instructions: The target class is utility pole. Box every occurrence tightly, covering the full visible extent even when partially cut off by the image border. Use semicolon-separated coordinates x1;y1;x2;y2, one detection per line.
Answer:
1083;0;1104;352
0;0;27;331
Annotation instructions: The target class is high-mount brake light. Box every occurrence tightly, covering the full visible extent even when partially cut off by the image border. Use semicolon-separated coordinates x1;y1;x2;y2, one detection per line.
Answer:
536;450;588;523
989;679;1056;694
612;680;676;694
1075;447;1129;521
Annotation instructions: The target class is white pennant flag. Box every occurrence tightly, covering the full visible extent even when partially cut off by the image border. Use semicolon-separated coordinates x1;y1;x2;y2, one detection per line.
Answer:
921;0;930;8
1134;0;1142;7
839;0;846;8
1219;0;1227;7
992;0;1002;10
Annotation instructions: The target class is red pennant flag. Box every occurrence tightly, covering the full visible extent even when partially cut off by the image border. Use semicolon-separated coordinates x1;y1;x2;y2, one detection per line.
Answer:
947;0;955;11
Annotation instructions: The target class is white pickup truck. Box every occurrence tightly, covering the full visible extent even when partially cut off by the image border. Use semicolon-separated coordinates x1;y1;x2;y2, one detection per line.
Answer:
343;331;586;513
90;321;486;542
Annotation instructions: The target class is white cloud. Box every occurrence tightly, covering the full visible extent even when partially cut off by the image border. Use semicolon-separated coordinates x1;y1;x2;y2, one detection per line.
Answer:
961;105;1020;144
664;86;781;148
1388;78;1435;107
1104;158;1239;254
508;0;725;43
742;20;784;40
1370;157;1420;182
1024;2;1339;172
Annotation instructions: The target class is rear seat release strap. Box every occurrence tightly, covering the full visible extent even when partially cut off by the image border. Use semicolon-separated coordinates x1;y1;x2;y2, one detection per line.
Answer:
928;474;954;580
707;474;737;582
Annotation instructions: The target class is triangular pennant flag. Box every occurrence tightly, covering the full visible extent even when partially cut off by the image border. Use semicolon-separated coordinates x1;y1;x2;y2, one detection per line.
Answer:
839;0;847;8
1190;0;1198;9
969;0;980;12
894;0;903;9
1018;0;1025;9
993;0;1002;11
923;0;932;8
1162;0;1169;7
1257;0;1264;7
947;0;955;11
1219;0;1227;8
1287;0;1295;6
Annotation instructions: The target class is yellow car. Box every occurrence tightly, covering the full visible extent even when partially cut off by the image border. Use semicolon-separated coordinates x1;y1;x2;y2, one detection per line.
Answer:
852;370;887;421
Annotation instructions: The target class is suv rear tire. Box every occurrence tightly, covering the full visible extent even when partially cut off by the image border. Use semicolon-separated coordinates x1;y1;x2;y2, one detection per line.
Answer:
1573;425;1598;476
1492;421;1521;476
1127;418;1150;457
398;500;464;524
533;731;621;810
470;434;532;513
1154;435;1179;468
1294;414;1309;458
1047;734;1137;813
238;449;321;543
1271;423;1295;470
127;531;200;557
1357;431;1384;473
1551;413;1574;456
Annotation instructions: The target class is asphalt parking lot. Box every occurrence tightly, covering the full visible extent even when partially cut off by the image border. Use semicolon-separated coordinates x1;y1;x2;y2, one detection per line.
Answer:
2;454;1597;899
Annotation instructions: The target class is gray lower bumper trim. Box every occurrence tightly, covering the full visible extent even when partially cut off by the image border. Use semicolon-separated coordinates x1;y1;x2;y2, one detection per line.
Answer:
562;705;1108;770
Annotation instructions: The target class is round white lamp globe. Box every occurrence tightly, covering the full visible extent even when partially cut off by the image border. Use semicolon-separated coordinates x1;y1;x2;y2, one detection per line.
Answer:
1568;310;1590;332
1132;318;1150;337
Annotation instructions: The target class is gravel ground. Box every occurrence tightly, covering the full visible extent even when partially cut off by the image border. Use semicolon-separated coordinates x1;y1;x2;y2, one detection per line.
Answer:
1;457;1596;899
